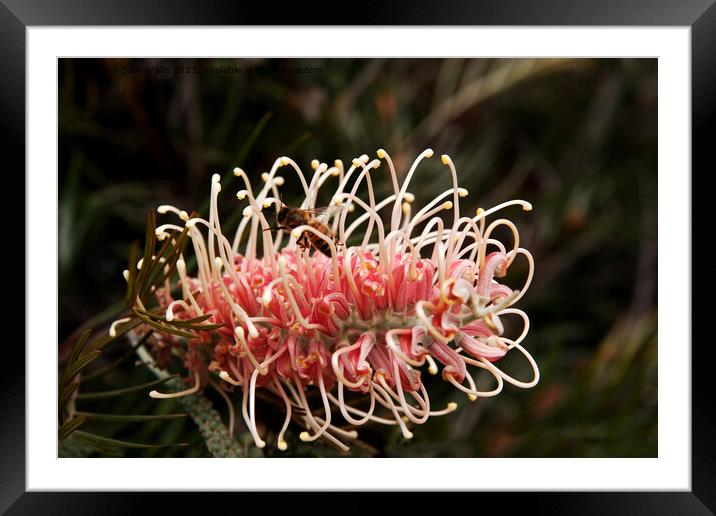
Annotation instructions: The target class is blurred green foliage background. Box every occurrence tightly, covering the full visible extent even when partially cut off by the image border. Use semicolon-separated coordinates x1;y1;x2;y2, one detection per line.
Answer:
59;58;657;458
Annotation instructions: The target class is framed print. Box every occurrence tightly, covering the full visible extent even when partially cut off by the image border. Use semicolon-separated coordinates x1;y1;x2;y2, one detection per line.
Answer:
3;0;715;513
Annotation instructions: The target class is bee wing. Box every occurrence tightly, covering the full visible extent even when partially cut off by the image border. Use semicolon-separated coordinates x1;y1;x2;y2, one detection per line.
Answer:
303;205;343;224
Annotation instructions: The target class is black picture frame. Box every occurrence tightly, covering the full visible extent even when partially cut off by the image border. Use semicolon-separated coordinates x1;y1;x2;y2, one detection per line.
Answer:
3;1;714;513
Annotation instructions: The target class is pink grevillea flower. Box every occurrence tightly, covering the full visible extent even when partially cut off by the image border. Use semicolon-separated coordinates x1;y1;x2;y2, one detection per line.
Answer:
115;149;538;452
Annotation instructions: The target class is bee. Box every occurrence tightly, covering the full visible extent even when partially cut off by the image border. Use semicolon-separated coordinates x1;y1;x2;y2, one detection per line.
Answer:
265;203;343;256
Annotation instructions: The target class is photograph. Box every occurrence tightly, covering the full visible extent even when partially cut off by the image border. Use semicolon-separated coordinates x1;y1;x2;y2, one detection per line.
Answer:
57;56;657;459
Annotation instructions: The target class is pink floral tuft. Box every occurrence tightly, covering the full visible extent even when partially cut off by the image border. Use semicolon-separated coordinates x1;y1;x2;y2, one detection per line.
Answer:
119;149;538;451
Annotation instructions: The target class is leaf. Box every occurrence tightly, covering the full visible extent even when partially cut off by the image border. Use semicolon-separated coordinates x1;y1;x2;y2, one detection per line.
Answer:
155;227;189;287
60;350;101;388
75;411;188;422
58;382;79;413
76;374;180;400
59;433;105;457
131;222;190;306
66;329;92;371
132;309;175;323
59;330;94;412
124;241;140;308
172;320;224;331
58;416;87;443
86;316;142;354
72;430;188;449
171;313;215;325
82;331;151;382
134;309;224;331
133;210;157;300
138;230;176;301
132;309;198;339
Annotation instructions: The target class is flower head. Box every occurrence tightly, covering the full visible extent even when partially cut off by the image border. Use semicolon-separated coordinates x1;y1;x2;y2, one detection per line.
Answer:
118;149;537;452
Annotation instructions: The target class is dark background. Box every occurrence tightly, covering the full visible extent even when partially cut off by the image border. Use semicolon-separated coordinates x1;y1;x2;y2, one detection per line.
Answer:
58;57;657;458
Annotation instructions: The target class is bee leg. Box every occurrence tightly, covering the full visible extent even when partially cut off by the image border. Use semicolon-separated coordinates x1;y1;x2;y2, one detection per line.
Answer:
297;233;310;251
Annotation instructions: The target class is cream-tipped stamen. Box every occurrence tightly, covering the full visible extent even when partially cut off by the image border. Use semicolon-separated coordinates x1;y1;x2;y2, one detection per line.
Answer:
109;317;132;338
219;370;242;386
149;371;201;399
247;368;266;448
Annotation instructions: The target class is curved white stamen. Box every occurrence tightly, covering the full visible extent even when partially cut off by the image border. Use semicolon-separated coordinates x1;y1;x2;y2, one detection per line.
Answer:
390;148;434;235
175;258;203;315
331;340;369;389
478;218;519;270
328;154;368;234
149;371;201;399
272;378;292;451
440;154;462;267
377;149;400;198
248;368;266;448
388;359;430;424
403;201;453;250
425;355;439;375
219;370;242;386
479;341;540;388
333;193;389;271
277;156;311;200
333;159;345;182
498;308;531;348
448;216;484;263
340;247;363;306
336;381;375;425
292;375;339;447
109;317;132;338
401;187;464;244
474;199;533;222
411;215;444;269
208;179;221;268
350;159;380;250
445;368;504;399
210;380;236;437
303;415;358;440
165;299;193;322
240;372;265;449
336;159;381;250
371;381;413;439
306;162;328;209
231;167;279;269
313;166;341;205
503;248;534;307
155;224;184;240
184;226;212;295
298;372;332;442
326;391;397;425
157;205;190;221
430;402;459;416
